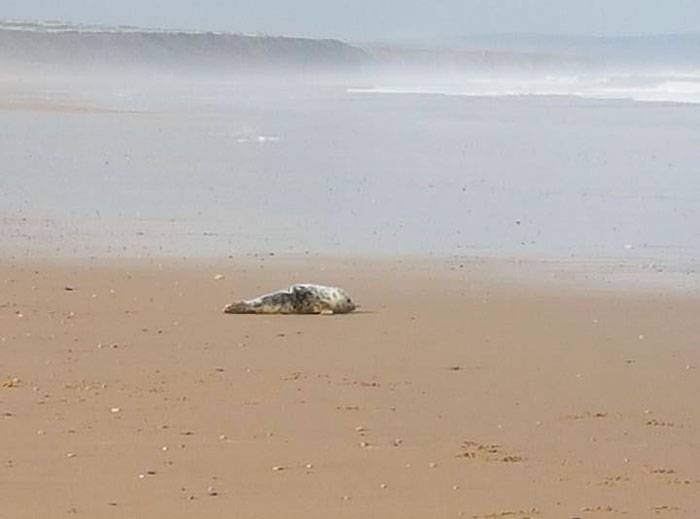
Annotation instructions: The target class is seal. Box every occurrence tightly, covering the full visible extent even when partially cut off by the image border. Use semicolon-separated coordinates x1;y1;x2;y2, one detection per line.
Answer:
223;284;357;315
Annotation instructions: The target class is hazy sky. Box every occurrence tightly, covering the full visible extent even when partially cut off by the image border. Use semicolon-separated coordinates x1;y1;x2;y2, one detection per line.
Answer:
2;0;699;40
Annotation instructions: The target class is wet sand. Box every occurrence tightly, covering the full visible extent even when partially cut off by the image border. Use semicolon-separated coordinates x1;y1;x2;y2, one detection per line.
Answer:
1;257;699;518
3;82;700;262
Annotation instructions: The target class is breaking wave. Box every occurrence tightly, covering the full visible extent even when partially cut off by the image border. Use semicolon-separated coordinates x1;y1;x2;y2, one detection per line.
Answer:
348;72;700;105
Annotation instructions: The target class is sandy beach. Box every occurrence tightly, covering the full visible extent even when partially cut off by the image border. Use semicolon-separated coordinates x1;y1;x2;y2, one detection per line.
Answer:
1;257;698;518
2;20;700;518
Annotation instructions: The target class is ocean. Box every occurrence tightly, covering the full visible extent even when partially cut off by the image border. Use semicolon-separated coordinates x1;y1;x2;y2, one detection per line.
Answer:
1;23;699;282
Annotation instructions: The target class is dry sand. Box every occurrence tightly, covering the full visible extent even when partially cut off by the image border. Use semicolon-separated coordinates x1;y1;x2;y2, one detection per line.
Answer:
1;258;699;518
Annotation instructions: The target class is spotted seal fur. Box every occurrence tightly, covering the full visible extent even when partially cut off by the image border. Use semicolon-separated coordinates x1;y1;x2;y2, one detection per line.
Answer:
223;284;356;315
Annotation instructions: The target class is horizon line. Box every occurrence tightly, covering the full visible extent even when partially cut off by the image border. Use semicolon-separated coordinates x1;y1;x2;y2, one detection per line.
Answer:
2;17;700;43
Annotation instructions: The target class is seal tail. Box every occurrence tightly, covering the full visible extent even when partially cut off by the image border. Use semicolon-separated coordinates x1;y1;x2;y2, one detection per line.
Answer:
223;301;254;314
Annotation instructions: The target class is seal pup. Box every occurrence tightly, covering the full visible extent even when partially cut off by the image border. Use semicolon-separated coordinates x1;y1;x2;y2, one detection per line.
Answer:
223;284;356;315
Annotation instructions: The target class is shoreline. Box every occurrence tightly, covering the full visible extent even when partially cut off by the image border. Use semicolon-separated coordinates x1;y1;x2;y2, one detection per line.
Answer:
2;253;698;297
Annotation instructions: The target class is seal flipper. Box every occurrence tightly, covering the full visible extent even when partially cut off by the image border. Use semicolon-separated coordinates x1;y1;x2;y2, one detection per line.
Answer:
224;290;298;314
223;301;255;314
